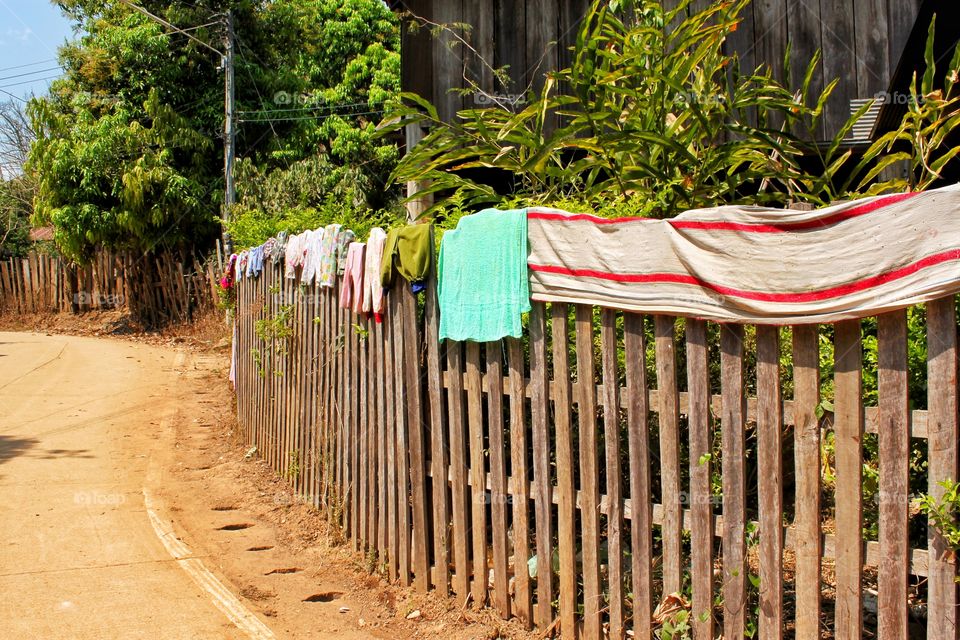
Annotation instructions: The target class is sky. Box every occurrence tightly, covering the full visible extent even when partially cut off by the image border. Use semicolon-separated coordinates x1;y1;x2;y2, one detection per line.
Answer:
0;0;75;101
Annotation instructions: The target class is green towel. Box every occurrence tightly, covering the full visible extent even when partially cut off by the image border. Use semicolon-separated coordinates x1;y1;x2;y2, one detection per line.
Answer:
438;209;530;342
380;224;433;287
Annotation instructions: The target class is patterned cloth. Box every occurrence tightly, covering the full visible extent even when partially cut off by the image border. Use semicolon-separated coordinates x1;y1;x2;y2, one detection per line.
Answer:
284;232;306;279
527;184;960;324
301;228;326;285
269;231;288;264
236;251;248;280
318;224;341;287
336;229;356;274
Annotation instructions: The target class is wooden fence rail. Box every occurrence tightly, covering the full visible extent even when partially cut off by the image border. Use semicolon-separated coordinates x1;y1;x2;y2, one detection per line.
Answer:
234;258;959;639
0;250;219;326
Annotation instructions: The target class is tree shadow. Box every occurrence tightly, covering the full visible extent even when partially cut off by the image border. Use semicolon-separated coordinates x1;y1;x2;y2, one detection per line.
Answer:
0;435;40;466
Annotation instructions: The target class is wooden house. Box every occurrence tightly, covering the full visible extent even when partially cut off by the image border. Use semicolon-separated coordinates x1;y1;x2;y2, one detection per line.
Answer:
391;0;959;144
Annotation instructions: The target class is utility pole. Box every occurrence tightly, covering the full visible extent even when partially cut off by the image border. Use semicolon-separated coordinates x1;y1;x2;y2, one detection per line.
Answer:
222;9;236;256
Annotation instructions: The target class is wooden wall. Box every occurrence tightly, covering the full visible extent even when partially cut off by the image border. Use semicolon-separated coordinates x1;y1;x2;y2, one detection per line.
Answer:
398;0;926;141
399;0;592;123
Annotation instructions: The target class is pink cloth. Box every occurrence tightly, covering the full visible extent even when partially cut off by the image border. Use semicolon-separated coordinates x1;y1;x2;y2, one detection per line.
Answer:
339;242;367;313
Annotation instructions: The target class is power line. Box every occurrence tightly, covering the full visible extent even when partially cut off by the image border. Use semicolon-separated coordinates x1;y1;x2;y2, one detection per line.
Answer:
0;58;58;74
237;101;380;116
238;110;384;124
0;75;63;90
116;0;224;57
0;66;62;83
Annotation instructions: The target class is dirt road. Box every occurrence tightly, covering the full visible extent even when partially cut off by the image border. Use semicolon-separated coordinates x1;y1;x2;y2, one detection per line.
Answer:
0;329;535;640
0;332;271;639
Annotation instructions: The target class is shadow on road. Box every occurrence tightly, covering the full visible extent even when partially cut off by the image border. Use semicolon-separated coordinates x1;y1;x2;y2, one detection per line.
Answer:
0;434;40;466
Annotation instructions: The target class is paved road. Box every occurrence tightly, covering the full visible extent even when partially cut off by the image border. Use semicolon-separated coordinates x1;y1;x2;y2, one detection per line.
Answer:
0;332;263;639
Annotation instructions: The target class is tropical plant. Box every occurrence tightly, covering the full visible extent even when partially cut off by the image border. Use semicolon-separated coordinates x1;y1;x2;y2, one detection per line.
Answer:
383;0;846;219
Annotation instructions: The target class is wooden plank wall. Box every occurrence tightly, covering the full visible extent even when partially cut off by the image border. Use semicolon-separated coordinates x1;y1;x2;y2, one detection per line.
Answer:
399;0;591;123
234;256;959;639
0;250;217;325
399;0;923;141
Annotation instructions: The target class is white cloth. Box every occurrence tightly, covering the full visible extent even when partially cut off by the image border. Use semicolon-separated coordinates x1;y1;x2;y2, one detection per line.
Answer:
362;227;387;314
527;184;960;324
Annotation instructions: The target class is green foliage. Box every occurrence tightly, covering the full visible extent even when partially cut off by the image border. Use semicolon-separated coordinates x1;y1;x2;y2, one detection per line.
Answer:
919;479;960;550
227;155;403;249
30;0;401;262
851;15;960;194
0;179;32;258
384;1;960;221
384;0;850;219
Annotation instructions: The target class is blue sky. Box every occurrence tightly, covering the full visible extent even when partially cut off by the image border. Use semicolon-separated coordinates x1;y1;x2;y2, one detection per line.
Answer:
0;0;75;100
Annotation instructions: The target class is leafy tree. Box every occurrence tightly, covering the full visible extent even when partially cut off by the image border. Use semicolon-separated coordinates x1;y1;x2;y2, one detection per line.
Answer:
0;100;37;258
385;0;841;219
28;0;401;261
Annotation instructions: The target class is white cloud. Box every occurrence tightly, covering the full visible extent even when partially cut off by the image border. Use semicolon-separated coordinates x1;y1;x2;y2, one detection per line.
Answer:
4;27;32;43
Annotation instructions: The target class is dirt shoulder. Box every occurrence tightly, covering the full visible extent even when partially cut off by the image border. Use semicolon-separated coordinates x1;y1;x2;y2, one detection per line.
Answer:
1;312;539;639
160;345;538;640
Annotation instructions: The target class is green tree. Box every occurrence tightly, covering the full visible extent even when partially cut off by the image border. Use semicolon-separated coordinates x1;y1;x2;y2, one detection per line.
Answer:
29;0;401;261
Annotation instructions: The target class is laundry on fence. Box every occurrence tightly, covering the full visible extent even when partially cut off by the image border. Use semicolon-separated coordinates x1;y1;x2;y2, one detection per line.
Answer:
300;228;326;285
339;242;367;312
526;183;960;324
380;224;432;289
362;227;387;319
284;232;306;279
438;209;530;342
318;224;340;287
269;231;287;264
336;228;356;274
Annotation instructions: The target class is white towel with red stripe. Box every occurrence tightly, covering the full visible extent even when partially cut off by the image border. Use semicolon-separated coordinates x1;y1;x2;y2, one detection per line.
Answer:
526;184;960;324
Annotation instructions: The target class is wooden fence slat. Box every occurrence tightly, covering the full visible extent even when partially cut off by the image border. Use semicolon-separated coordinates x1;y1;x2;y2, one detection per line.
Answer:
926;296;959;640
721;323;747;639
878;310;910;639
359;311;369;547
654;315;682;597
375;318;388;554
552;303;577;638
508;337;532;627
834;319;863;638
757;325;783;639
465;340;488;607
393;292;411;586
792;324;821;638
624;313;652;639
424;263;450;595
575;304;602;639
446;341;471;602
600;309;624;640
385;292;399;582
686;318;714;639
486;341;510;618
401;286;430;592
528;302;554;628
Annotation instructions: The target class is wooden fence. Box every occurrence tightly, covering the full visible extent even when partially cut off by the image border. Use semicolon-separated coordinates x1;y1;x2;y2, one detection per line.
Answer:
0;250;220;326
233;255;959;639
